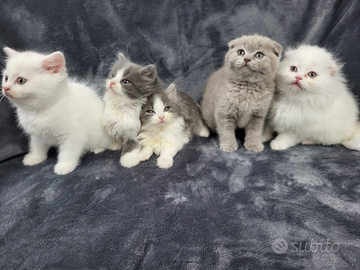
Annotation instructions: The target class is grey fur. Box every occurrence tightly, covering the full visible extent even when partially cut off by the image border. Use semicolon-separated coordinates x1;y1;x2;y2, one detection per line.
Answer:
141;84;207;137
108;53;163;100
201;34;282;152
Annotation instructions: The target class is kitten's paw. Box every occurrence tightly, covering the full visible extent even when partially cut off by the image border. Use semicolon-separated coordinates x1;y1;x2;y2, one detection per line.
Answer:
54;162;77;175
109;141;122;151
301;139;316;145
157;157;173;169
199;126;210;137
270;139;290;150
120;152;140;168
23;154;47;166
244;141;264;153
92;147;105;154
220;142;238;153
138;149;153;161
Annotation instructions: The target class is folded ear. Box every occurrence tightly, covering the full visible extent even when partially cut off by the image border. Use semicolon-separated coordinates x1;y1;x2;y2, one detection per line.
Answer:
141;65;157;81
41;52;65;73
165;83;177;101
272;41;283;57
3;47;19;58
228;39;237;49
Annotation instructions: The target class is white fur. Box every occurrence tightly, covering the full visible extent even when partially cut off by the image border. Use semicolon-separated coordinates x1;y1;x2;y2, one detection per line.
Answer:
2;48;116;175
138;95;191;169
270;45;360;151
102;69;145;167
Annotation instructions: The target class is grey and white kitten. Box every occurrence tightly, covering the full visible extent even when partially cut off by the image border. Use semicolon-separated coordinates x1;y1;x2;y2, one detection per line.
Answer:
103;53;162;167
201;34;282;153
138;84;209;169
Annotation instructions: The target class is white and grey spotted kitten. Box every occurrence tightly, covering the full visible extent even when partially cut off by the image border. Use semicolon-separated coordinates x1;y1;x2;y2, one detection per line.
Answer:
138;84;209;169
103;53;162;167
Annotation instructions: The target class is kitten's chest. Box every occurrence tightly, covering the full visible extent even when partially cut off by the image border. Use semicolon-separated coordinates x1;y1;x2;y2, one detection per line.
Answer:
17;109;57;138
103;102;142;138
226;84;272;126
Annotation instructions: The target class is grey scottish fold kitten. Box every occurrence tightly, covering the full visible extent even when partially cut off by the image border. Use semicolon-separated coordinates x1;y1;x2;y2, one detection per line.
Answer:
103;53;162;167
201;34;282;153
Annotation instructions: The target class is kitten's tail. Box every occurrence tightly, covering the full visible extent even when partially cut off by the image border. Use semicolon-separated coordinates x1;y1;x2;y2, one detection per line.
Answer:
342;122;360;151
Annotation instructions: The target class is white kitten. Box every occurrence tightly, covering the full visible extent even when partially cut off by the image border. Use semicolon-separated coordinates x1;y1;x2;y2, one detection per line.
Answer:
102;53;162;168
1;47;117;175
138;84;209;169
269;45;360;151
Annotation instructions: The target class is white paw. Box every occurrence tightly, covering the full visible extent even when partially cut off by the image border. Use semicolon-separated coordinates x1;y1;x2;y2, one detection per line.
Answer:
157;157;173;169
270;139;290;150
92;147;105;154
120;152;140;168
199;126;210;137
54;162;77;175
138;149;153;161
23;154;47;166
109;141;122;151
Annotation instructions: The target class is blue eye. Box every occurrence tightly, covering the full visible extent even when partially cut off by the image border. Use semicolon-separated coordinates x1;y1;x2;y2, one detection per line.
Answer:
121;79;131;84
147;110;155;114
111;74;115;78
163;106;171;112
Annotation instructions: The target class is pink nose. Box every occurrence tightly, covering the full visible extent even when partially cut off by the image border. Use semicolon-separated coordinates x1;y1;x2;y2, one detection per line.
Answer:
110;81;116;88
244;58;251;63
295;76;302;81
3;86;10;92
159;115;164;122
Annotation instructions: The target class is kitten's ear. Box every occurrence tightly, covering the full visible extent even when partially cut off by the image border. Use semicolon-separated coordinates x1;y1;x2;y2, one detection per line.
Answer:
165;83;177;101
228;39;236;49
141;65;157;82
272;42;283;57
3;47;19;58
41;52;65;73
117;52;129;65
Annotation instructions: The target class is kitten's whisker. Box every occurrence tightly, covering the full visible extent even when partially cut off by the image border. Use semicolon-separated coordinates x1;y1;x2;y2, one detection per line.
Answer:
0;94;5;103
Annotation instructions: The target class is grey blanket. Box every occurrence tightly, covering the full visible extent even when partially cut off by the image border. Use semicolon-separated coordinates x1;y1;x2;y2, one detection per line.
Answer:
1;1;360;269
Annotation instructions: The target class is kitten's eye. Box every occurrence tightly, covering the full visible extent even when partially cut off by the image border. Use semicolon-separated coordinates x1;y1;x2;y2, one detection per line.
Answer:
4;75;8;82
111;74;116;78
255;52;264;59
290;66;298;72
237;49;245;56
17;77;27;85
163;106;171;112
121;79;131;84
308;71;317;78
146;110;155;114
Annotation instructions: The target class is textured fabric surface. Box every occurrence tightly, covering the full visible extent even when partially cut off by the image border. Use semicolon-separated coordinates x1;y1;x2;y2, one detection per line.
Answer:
1;0;360;269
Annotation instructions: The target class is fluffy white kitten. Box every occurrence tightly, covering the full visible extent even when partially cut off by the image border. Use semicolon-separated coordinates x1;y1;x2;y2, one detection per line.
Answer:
269;45;360;151
138;84;209;169
1;47;117;175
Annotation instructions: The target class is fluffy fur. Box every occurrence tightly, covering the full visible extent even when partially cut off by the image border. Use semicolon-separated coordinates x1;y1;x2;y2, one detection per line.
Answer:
103;53;162;167
269;45;360;151
1;47;117;175
201;34;282;153
138;84;209;169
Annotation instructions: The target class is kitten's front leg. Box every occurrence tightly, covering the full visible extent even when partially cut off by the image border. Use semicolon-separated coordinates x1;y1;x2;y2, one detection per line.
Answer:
138;146;153;161
270;131;300;150
55;138;84;175
120;139;140;168
216;114;237;152
157;147;179;169
244;115;266;153
23;136;49;166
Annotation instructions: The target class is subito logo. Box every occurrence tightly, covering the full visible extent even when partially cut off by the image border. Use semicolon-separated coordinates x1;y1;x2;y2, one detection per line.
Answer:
272;238;288;254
